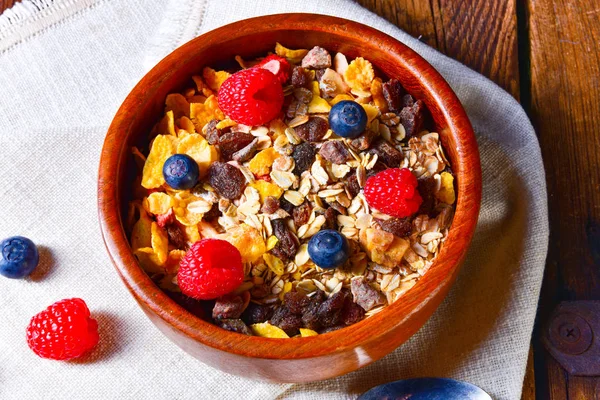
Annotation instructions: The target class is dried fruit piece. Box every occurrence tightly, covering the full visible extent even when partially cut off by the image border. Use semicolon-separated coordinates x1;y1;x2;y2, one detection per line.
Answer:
349;129;379;151
351;276;385;311
242;303;274;325
418;176;437;216
293;201;313;227
291;66;311;88
218;131;255;161
368;139;403;168
216;319;252;335
205;119;222;145
316;290;346;327
260;196;280;214
436;171;455;204
319;140;350;164
271;219;299;261
270;306;303;336
301;290;326;331
207;162;246;200
376;217;412;238
294;117;329;142
292;142;316;174
284;291;310;314
400;100;425;137
212;294;246;320
301;46;331;69
381;79;406;113
166;223;187;250
345;173;361;198
341;296;366;325
359;227;410;268
343;57;375;91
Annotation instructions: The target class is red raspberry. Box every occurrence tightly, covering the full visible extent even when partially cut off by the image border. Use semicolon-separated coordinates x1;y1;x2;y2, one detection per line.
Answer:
177;239;244;300
255;55;291;84
364;168;423;218
26;298;99;360
217;68;284;126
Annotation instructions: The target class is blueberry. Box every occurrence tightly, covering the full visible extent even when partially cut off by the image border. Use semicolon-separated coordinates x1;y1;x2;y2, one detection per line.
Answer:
307;230;349;269
0;236;39;279
328;100;368;139
163;154;199;190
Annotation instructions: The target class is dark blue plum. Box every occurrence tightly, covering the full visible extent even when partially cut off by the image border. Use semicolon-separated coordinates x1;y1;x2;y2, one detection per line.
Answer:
163;154;199;190
0;236;39;279
328;100;368;138
307;229;349;269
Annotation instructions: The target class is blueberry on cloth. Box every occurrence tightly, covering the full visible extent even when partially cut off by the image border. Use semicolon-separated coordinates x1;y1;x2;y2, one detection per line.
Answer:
328;100;368;138
163;154;199;190
0;236;39;279
307;230;349;269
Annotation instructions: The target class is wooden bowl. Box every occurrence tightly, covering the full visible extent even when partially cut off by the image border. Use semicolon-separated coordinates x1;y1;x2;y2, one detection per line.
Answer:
98;13;481;382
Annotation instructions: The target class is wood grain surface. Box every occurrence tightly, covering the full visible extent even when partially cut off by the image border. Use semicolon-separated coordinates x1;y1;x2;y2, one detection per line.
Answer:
2;0;600;397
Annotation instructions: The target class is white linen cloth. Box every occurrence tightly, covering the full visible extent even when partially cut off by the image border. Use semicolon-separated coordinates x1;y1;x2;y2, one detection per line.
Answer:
0;0;548;399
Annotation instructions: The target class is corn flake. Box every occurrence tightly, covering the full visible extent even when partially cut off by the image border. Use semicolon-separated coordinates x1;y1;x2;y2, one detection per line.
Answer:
176;133;218;177
299;328;318;337
151;222;169;264
436;172;456;204
308;95;331;114
177;116;196;134
142;134;175;189
248;148;279;176
329;94;354;106
343;57;375;91
216;119;237;130
184;224;200;243
251;322;289;338
275;42;309;64
361;103;380;123
165;249;186;274
134;247;164;275
266;235;279;251
370;77;388;112
226;224;266;263
144;192;173;215
190;95;224;132
131;207;153;250
157;110;177;136
279;281;292;301
202;67;231;92
249;180;284;202
192;75;214;97
166;93;190;119
263;253;285;276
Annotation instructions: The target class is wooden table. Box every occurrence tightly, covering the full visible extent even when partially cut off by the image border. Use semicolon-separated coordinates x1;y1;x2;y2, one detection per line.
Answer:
2;0;599;398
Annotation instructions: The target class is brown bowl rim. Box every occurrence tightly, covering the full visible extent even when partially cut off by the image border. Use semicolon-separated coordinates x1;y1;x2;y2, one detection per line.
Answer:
98;13;481;361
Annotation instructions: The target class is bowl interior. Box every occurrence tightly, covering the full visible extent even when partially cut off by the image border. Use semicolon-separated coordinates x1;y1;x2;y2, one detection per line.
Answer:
99;14;480;361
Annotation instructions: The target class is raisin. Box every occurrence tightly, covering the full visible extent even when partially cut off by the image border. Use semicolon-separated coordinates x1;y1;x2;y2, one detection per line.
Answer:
301;46;332;69
400;100;425;138
242;303;273;325
205;119;222;145
250;284;270;299
278;197;296;214
382;79;406;113
291;66;311;88
351;276;385;312
166;223;187;249
216;319;252;335
301;290;326;331
345;173;361;198
376;217;412;238
270;306;303;336
212;294;246;320
294;117;329;142
328;201;347;216
203;202;221;222
365;162;387;179
319;141;350;164
232;137;259;162
368;139;403;168
349;129;378;151
402;94;414;108
341;297;366;326
417;176;437;216
317;290;346;328
260;196;280;214
271;219;299;261
320;207;338;230
166;292;207;320
218;131;255;161
292;201;312;227
292;142;316;174
284;291;310;314
286;99;300;119
207;162;246;200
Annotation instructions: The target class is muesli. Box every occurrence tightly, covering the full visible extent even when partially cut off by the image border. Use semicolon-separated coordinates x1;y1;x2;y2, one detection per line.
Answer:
127;43;456;338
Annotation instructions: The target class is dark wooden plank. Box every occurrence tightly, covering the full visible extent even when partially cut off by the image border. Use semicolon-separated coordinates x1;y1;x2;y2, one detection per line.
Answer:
356;0;520;98
527;0;600;398
0;0;17;13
